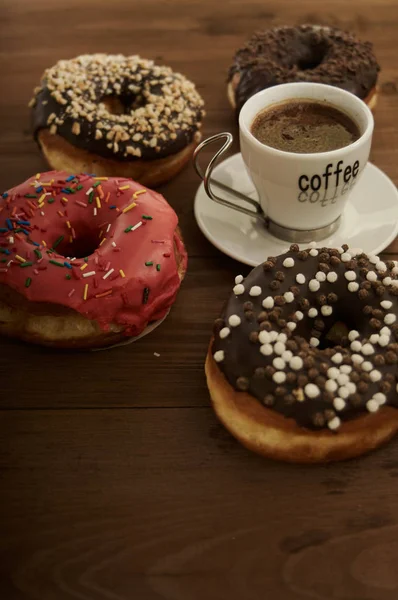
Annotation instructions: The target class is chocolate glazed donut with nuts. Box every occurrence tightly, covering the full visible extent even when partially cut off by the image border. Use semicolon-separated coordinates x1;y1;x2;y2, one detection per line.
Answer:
228;25;380;113
30;54;205;186
206;244;398;463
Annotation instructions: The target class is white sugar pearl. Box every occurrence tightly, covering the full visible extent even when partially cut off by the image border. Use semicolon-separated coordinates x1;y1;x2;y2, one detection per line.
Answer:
366;271;378;282
383;277;392;286
384;313;396;325
327;271;338;283
219;327;230;339
316;271;326;282
368;254;379;264
309;279;320;292
305;383;320;398
393;266;398;275
274;342;286;355
337;247;344;254
325;379;338;393
339;386;350;399
381;300;393;310
348;282;359;292
369;334;379;344
309;241;317;248
374;392;387;405
370;370;382;382
341;252;351;262
350;340;362;352
378;335;390;347
214;350;224;362
296;273;306;284
295;311;304;321
277;333;287;343
270;331;278;342
337;373;349;385
332;353;343;364
340;365;352;374
258;330;271;344
262;296;274;309
380;326;391;336
233;284;245;295
327;367;340;379
290;356;303;370
308;308;318;318
333;398;346;411
321;305;333;317
260;344;273;356
284;291;294;303
283;258;295;268
310;337;320;347
345;271;357;281
249;285;262;297
287;322;297;331
228;314;241;327
366;399;379;413
361;361;373;372
348;330;359;341
376;261;387;272
273;371;286;384
309;248;318;257
361;343;374;355
282;350;293;362
273;357;286;370
328;416;341;431
346;382;357;394
235;275;243;284
351;354;364;364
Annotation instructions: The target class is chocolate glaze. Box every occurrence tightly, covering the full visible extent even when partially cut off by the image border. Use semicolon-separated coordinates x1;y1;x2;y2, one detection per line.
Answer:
229;26;380;112
31;54;205;162
212;246;398;431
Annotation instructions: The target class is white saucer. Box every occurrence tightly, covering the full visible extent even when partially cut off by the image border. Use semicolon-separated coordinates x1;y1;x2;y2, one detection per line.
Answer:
92;310;169;351
194;153;398;266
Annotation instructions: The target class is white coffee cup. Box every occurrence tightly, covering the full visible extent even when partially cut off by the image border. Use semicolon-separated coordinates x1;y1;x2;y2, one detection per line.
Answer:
238;82;374;241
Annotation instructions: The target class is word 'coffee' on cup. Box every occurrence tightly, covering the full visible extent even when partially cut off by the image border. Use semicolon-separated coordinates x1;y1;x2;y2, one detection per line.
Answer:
298;159;360;193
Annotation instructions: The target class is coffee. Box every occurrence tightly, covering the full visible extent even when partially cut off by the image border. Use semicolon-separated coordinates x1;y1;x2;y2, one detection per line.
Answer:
251;99;360;154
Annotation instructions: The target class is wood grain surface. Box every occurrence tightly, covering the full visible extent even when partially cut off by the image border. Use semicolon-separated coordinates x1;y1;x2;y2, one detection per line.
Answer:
1;1;398;598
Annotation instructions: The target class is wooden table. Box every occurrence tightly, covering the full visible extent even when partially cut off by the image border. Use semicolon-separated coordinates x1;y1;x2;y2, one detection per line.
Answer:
1;1;398;598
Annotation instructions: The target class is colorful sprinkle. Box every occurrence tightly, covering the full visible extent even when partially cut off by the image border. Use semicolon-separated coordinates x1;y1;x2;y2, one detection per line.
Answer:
25;277;32;287
20;261;33;268
65;274;72;280
64;261;72;269
118;185;130;191
119;269;126;278
142;215;152;220
83;284;89;300
122;202;137;214
80;263;88;271
142;287;150;304
95;289;113;298
76;200;87;208
103;268;114;280
145;261;153;267
49;259;64;267
133;189;147;199
156;264;161;271
61;197;69;204
82;270;96;278
96;197;101;209
15;255;26;263
76;184;83;191
65;175;75;182
34;249;42;259
6;219;13;230
68;288;75;297
52;235;64;249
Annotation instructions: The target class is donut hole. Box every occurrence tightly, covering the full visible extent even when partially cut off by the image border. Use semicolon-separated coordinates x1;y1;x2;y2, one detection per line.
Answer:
51;226;102;259
100;92;147;115
319;321;350;349
296;40;329;71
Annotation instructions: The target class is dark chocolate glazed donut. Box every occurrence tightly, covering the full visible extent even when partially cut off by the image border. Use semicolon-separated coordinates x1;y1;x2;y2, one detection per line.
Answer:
30;54;205;162
212;244;398;431
228;25;380;112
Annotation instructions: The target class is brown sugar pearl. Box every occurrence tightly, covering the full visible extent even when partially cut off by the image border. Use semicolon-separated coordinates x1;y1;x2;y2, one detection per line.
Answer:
350;394;362;407
358;289;369;301
254;367;266;378
388;343;398;352
213;318;224;334
269;311;279;323
375;285;385;297
315;375;326;388
275;271;285;281
324;408;336;421
259;321;272;331
330;256;341;267
278;319;287;328
358;381;369;393
351;372;361;383
361;373;371;383
390;287;398;296
360;281;371;290
270;280;280;291
263;394;275;406
286;372;297;385
263;261;274;271
385;373;395;382
290;286;300;297
386;351;398;364
370;318;382;329
345;260;356;270
318;262;330;273
257;311;268;323
275;386;287;397
286;340;298;352
298;251;309;260
268;256;277;264
245;311;254;322
265;366;275;378
374;354;385;366
360;268;369;278
284;394;296;405
327;293;338;304
358;258;367;267
317;294;327;306
290;244;300;252
319;252;330;263
312;412;326;427
243;301;254;311
297;374;308;387
308;368;319;380
329;249;340;257
249;331;259;343
319;362;329;374
342;244;349;251
236;377;250;391
274;295;286;306
323;391;334;403
314;319;325;331
363;305;373;315
304;356;315;369
372;309;383;320
297;297;310;310
387;261;396;269
380;381;391;393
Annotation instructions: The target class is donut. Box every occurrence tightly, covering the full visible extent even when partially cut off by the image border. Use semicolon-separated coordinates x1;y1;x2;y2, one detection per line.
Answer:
228;26;380;113
30;54;205;187
207;244;398;463
0;171;187;348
